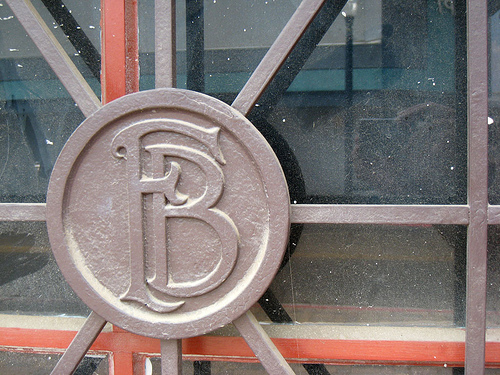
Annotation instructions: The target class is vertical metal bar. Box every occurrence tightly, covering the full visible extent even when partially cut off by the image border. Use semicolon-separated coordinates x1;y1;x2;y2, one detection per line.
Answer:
156;0;176;88
50;312;107;375
161;339;183;375
125;0;139;94
186;0;204;92
233;311;295;375
344;14;354;196
465;0;488;372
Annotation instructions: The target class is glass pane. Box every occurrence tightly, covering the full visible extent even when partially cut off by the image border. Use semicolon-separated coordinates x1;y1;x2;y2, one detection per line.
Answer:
0;221;88;316
139;0;300;93
487;225;500;327
0;2;89;202
489;0;500;203
245;0;467;204
147;358;457;374
262;224;466;327
0;351;108;375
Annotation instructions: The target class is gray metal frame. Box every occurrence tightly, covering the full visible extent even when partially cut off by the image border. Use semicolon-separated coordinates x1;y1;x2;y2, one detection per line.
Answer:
0;0;491;373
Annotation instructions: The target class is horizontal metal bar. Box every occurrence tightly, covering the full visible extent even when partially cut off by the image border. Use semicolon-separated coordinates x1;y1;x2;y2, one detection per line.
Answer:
0;203;46;221
291;204;470;225
0;203;474;225
488;205;500;224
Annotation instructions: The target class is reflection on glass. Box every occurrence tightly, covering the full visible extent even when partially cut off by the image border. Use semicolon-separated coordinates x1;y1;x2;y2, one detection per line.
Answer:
489;6;500;204
487;226;500;327
148;358;457;374
246;0;466;204
0;1;96;202
0;222;88;316
264;224;466;327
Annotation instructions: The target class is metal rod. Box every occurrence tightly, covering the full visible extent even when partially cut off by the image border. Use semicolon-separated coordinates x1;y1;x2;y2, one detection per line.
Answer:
465;0;488;372
291;204;470;225
161;339;183;375
5;0;101;117
0;203;471;225
156;0;176;88
0;203;46;221
40;0;101;81
186;0;204;92
233;311;295;375
50;312;107;375
231;0;327;116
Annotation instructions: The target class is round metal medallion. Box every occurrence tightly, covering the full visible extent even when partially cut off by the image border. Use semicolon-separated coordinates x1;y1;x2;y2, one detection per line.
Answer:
46;89;290;339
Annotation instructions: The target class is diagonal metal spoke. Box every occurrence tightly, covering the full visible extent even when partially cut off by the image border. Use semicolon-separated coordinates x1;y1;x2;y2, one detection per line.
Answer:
156;0;177;88
5;0;101;118
50;311;107;375
231;0;328;116
233;311;295;375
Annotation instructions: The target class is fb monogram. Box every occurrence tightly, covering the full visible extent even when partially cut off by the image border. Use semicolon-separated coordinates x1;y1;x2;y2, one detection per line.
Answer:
111;119;239;313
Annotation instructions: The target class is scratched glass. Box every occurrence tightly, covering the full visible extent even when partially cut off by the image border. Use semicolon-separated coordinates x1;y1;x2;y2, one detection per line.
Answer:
264;224;466;327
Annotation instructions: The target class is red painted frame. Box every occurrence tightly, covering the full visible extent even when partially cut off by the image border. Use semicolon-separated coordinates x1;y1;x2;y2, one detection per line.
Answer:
3;325;500;370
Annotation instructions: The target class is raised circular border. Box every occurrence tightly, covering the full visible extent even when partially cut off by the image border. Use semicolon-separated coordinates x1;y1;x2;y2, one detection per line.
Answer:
46;88;290;339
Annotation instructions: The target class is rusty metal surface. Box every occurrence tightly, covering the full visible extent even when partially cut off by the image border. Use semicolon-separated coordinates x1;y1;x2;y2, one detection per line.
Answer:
4;0;101;118
156;0;176;88
50;311;106;375
466;0;489;372
46;88;290;339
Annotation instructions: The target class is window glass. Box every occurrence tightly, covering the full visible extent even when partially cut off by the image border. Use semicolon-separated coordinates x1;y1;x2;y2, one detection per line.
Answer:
0;1;97;202
487;225;500;327
246;0;467;204
489;3;500;203
264;224;466;327
0;352;108;375
147;358;458;374
0;221;88;316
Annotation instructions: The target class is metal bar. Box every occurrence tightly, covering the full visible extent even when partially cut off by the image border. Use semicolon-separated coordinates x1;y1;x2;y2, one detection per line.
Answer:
465;0;488;372
50;312;107;375
186;0;204;92
0;203;46;221
5;0;101;117
40;0;101;81
231;0;328;116
291;204;470;225
0;203;472;225
488;205;500;224
156;0;176;88
233;311;295;375
161;339;183;375
125;0;139;94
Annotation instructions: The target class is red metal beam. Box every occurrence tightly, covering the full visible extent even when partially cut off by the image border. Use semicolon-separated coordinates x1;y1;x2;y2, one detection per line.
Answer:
2;326;499;367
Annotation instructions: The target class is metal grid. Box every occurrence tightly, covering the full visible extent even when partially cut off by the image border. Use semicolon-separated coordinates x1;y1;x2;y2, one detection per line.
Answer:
0;0;491;373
